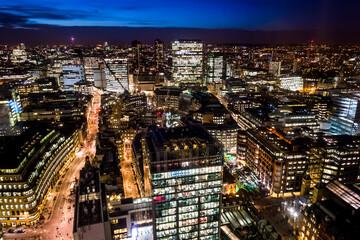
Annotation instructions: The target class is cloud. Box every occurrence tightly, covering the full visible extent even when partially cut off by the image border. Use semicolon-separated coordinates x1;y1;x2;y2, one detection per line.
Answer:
0;4;164;28
0;5;94;28
0;12;29;28
0;5;90;20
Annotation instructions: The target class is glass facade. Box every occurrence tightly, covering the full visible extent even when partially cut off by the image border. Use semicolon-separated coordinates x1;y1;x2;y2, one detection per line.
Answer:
152;166;222;240
104;58;129;93
329;94;360;135
172;40;203;85
206;52;227;84
146;126;223;240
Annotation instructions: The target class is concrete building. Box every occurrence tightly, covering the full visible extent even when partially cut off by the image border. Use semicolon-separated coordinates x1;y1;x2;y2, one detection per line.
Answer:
240;128;309;196
0;123;83;227
279;76;303;92
154;39;164;69
269;61;281;76
74;81;93;95
108;197;153;240
94;67;107;90
61;65;85;91
154;87;182;110
185;103;239;152
73;160;111;240
298;180;360;240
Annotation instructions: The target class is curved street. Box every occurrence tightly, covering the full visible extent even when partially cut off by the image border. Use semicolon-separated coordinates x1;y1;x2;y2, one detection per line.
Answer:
4;89;101;240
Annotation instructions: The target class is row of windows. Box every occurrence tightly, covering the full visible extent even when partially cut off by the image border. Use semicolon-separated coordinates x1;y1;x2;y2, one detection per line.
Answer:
152;166;222;180
152;173;221;188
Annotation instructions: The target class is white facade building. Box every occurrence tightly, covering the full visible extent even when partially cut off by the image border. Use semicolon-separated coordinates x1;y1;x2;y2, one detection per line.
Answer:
280;76;303;91
104;58;128;93
172;40;203;85
61;65;85;91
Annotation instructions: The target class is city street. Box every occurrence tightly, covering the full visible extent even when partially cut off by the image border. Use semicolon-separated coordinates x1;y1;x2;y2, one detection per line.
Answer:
121;150;140;199
3;89;101;240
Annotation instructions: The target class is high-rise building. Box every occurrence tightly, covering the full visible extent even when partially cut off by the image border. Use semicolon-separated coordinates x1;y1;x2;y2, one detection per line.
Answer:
268;61;281;76
143;126;223;240
318;135;360;184
94;64;107;90
172;40;203;86
329;93;360;135
153;86;182;110
83;56;100;82
279;76;303;91
60;65;85;91
206;52;228;84
104;58;129;93
132;40;142;70
154;39;164;69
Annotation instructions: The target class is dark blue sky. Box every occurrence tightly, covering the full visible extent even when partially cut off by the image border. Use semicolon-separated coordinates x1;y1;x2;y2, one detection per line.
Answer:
0;0;358;30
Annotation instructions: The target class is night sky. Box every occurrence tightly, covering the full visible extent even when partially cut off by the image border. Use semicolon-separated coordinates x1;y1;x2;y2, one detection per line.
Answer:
0;0;359;45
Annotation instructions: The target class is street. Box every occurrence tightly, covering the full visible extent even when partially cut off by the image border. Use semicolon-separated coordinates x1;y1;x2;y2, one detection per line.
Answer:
3;89;101;240
121;150;140;199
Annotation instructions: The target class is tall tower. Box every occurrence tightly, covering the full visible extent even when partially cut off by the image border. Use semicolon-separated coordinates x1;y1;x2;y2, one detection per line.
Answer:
172;40;203;86
206;52;227;84
132;40;142;70
154;39;164;69
71;36;75;45
104;58;128;93
143;126;224;240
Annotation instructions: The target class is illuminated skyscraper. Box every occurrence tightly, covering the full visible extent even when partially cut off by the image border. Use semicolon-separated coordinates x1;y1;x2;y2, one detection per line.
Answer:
329;93;360;135
144;126;223;240
172;40;203;86
154;39;164;69
104;58;129;93
206;52;229;84
132;40;142;70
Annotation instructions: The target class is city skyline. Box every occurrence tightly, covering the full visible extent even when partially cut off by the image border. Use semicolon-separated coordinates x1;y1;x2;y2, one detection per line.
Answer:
1;2;360;240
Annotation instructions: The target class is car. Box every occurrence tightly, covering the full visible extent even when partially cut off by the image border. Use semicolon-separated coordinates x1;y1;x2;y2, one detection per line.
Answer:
16;229;25;233
8;229;15;233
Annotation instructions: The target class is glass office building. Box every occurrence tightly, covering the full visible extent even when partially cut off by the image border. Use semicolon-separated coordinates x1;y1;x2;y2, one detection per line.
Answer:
144;126;223;240
104;58;129;93
172;40;203;86
206;52;228;84
329;94;360;135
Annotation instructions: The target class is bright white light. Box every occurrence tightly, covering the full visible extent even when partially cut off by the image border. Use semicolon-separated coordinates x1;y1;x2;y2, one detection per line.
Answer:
289;208;294;214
